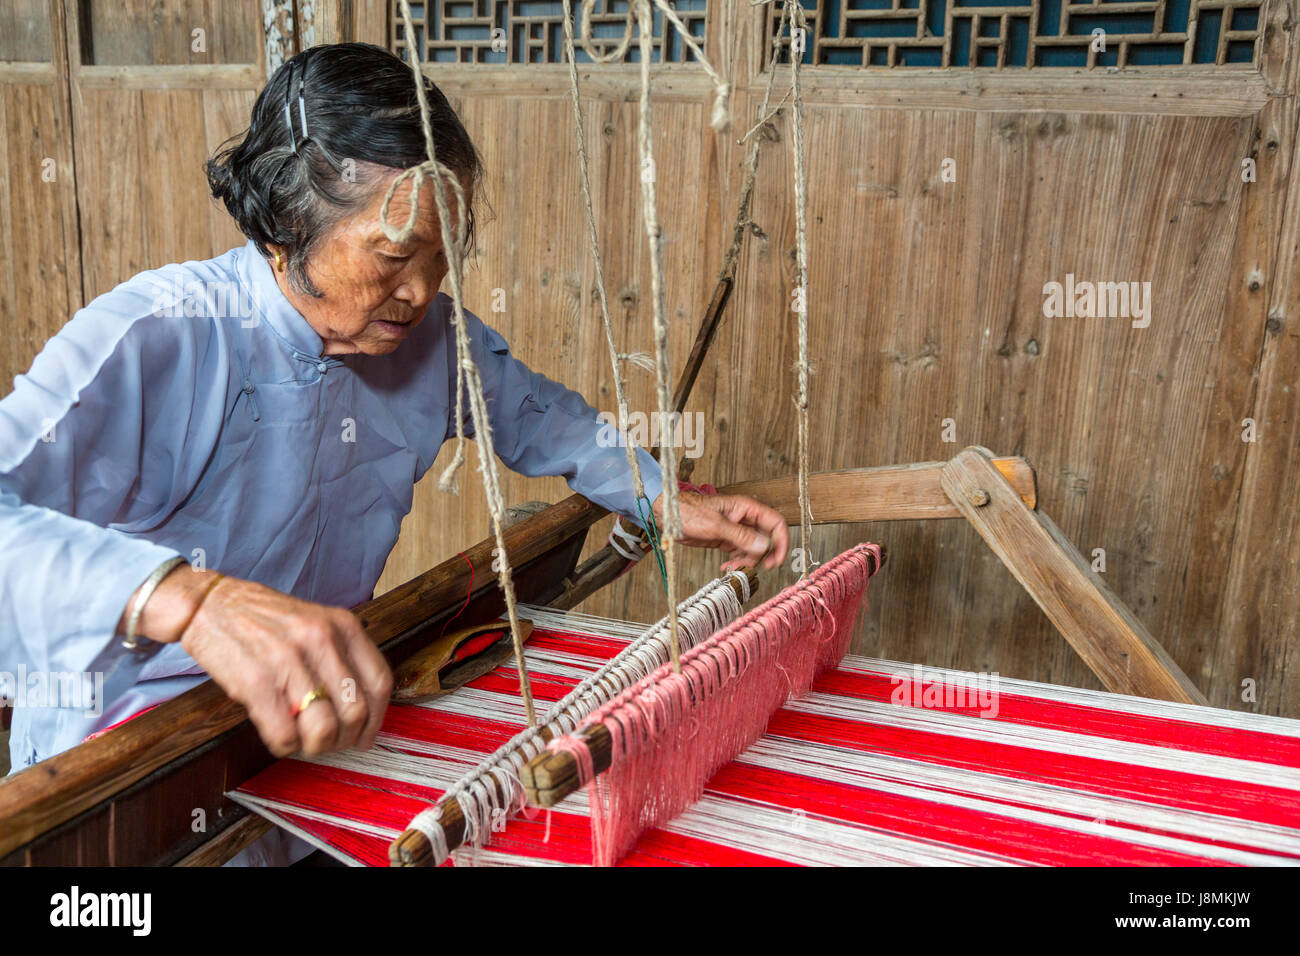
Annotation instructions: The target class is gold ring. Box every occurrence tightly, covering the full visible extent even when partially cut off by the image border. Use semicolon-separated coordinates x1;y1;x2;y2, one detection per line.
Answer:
292;686;328;718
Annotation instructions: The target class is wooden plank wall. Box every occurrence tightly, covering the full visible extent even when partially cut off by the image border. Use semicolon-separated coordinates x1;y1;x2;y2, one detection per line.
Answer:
0;0;80;391
1;1;1295;716
63;0;263;297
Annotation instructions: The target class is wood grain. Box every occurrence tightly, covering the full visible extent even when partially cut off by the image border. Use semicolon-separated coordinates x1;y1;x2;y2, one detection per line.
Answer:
941;448;1208;704
719;458;1036;523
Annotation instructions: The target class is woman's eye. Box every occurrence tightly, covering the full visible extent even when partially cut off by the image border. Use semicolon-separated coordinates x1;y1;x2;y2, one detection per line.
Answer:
381;252;412;264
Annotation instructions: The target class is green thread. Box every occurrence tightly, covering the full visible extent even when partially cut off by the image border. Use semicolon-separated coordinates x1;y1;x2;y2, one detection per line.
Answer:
636;493;670;603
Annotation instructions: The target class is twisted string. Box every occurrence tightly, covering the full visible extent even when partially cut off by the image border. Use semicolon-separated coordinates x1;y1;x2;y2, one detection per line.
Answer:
562;0;738;670
786;1;816;578
560;0;651;508
630;0;684;670
570;0;732;132
388;0;537;726
749;0;815;574
719;1;790;284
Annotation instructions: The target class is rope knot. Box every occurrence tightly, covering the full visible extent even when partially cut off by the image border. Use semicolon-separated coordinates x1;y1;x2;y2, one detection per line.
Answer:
711;82;732;132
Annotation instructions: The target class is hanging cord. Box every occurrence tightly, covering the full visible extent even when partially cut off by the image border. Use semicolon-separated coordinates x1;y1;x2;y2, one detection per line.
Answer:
387;0;538;726
630;0;684;670
562;0;737;671
720;2;790;284
560;0;651;516
787;1;815;577
750;0;815;576
571;0;732;131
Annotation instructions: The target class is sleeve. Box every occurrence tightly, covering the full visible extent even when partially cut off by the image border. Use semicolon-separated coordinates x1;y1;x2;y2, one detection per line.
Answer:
0;281;209;708
452;309;665;526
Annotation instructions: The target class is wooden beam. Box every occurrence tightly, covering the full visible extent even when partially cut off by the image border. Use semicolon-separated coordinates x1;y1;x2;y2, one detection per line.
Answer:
355;493;603;644
517;708;609;809
353;0;388;46
0;62;57;83
417;63;718;101
74;64;264;90
671;276;734;415
174;813;272;867
940;448;1208;705
719;457;1036;523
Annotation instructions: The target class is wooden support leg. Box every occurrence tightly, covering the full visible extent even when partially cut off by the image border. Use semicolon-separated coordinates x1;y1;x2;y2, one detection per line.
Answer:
940;447;1207;705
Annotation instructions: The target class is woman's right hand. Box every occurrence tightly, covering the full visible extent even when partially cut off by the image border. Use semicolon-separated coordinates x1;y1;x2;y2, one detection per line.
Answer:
122;567;392;758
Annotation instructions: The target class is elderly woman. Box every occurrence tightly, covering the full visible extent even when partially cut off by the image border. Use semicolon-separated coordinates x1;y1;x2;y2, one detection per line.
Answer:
0;39;787;821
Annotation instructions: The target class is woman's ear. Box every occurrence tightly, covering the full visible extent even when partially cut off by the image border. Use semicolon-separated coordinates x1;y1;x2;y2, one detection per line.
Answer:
270;246;286;272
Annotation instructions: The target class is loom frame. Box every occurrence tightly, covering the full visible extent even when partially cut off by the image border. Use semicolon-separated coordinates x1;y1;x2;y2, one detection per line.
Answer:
0;444;1207;865
512;447;1208;815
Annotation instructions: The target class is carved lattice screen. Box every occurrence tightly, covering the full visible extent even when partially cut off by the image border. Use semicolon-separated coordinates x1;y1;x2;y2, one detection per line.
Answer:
390;1;708;65
765;0;1261;69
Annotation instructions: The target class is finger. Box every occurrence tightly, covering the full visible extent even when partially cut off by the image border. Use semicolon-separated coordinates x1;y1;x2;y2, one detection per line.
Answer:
695;510;773;567
719;544;748;571
184;609;303;757
286;662;341;757
303;616;370;751
333;610;392;750
716;495;790;569
765;515;790;569
243;687;302;758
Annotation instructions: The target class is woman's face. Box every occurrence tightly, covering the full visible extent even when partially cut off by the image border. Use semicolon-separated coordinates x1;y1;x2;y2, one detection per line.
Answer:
273;169;469;357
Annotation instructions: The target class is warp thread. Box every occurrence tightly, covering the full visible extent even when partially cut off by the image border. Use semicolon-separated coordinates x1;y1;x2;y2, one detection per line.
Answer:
548;543;881;865
405;570;753;865
389;0;538;725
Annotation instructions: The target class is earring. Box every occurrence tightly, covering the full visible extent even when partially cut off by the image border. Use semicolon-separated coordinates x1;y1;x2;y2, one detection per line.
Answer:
273;250;285;271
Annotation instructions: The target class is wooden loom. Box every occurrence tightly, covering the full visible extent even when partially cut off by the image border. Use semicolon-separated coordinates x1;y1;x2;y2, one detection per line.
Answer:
228;495;1300;868
220;447;1300;870
234;600;1300;867
0;439;1221;866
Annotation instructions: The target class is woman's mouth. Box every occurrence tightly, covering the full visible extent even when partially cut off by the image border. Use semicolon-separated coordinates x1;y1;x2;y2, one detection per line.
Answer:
374;316;416;338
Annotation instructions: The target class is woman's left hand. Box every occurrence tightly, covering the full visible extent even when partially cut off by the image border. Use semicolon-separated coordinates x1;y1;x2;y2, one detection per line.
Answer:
652;490;790;573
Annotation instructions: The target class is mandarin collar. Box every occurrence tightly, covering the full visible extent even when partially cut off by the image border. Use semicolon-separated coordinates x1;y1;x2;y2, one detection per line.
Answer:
239;240;328;358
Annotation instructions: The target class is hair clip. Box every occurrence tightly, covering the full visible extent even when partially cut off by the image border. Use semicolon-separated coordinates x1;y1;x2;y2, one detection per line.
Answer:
283;58;310;152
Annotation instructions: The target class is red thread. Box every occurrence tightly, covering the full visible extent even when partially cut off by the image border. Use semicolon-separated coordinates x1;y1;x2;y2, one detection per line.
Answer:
231;542;1300;868
678;479;718;495
436;551;476;645
83;703;161;741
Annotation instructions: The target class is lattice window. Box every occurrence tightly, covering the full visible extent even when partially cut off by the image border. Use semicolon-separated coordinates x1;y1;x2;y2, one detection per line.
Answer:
765;0;1261;69
391;1;707;65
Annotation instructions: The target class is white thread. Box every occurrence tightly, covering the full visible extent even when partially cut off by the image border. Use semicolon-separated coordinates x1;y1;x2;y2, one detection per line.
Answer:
396;572;749;864
608;518;649;562
407;807;448;865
